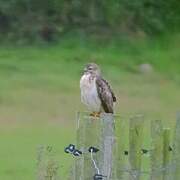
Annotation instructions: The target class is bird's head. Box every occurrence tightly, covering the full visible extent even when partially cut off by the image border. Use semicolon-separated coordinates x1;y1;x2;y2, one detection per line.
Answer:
83;63;101;76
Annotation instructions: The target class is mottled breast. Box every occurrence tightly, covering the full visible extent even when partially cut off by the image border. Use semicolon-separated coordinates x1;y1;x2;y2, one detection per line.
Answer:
80;74;101;112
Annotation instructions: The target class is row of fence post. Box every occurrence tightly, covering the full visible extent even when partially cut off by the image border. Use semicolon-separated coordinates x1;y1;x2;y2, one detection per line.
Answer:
73;112;180;180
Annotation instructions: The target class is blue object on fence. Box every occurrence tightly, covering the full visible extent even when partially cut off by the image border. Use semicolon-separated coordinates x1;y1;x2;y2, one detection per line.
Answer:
64;144;75;154
73;149;82;156
88;146;99;153
93;174;107;180
64;144;82;156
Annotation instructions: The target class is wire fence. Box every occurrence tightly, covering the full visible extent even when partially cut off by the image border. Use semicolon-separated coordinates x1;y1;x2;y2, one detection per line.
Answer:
87;152;180;180
60;112;180;180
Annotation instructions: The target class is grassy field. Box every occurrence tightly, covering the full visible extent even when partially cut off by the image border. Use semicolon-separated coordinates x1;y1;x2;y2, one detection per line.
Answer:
0;33;180;179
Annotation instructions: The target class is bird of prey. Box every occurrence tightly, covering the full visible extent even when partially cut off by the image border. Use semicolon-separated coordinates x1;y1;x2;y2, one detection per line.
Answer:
80;63;116;117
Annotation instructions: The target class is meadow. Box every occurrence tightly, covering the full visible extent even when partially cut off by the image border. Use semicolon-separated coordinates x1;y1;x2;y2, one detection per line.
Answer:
0;33;180;179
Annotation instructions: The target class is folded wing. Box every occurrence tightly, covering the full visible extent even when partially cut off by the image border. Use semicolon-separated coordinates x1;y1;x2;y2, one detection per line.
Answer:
96;76;116;113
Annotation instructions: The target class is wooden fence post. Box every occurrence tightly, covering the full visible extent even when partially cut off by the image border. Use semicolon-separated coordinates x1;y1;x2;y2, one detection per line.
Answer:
129;115;144;180
74;113;175;180
116;115;128;180
173;112;180;180
99;113;115;180
163;128;171;180
75;112;115;180
75;112;101;180
151;120;163;180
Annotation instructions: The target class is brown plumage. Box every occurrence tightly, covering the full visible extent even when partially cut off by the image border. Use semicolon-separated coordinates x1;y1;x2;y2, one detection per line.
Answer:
96;76;116;113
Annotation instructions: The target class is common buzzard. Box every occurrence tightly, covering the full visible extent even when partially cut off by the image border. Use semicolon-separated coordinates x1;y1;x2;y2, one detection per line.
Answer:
80;63;116;117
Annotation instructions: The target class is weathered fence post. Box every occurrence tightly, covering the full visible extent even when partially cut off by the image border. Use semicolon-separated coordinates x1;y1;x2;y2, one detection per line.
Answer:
75;112;101;180
74;112;175;180
115;115;128;180
151;120;163;180
162;128;171;180
173;112;180;180
129;115;144;180
75;112;115;180
99;113;115;180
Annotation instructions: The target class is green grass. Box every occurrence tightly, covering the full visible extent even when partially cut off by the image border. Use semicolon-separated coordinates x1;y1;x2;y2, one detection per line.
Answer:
0;33;180;179
0;125;74;180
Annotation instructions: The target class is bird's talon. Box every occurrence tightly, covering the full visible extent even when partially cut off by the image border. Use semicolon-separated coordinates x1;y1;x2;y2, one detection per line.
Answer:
89;112;100;118
90;112;96;117
95;112;100;118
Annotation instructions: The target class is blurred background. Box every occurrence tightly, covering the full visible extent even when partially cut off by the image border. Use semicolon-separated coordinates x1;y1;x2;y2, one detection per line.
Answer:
0;0;179;179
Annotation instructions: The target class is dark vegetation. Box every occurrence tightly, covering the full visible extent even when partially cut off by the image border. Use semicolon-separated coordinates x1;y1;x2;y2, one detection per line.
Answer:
0;0;179;42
